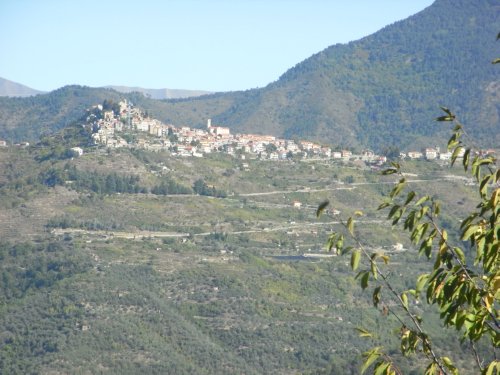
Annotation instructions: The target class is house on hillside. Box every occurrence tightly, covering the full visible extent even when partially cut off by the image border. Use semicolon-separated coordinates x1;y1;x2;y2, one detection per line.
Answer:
407;151;423;159
361;149;375;162
71;147;83;156
439;151;452;160
424;148;438;160
341;150;352;159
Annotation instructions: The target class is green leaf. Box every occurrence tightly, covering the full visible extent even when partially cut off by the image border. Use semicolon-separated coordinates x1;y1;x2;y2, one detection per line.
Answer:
401;292;409;309
374;362;390;375
479;174;492;198
439;106;453;116
451;146;463;167
326;233;337;251
391;207;404;226
453;247;465;264
351;249;361;271
389;178;406;199
434;201;440;216
448;139;460;151
492;58;500;64
381;168;397;175
425;362;439;375
388;205;400;219
316;200;329;218
461;225;479;241
483;360;500;375
356;327;373;338
371;261;378;280
361;347;381;374
441;356;458;375
355;271;370;290
462;148;471;171
378;202;391;210
361;272;370;290
347;217;354;236
416;274;429;297
373;286;382;307
404;191;416;206
415;195;430;206
335;235;344;252
436;115;456;121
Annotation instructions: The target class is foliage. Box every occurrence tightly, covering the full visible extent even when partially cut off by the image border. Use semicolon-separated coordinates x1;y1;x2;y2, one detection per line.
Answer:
193;178;227;198
318;106;499;374
151;177;192;195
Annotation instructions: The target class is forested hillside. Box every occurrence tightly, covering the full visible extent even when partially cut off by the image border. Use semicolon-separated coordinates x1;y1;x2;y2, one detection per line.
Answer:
113;0;500;150
0;132;487;373
203;0;500;150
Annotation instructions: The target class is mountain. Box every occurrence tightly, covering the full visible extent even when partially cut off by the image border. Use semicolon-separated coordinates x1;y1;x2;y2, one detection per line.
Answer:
146;0;499;150
0;77;45;97
0;0;499;150
105;85;213;100
0;86;129;141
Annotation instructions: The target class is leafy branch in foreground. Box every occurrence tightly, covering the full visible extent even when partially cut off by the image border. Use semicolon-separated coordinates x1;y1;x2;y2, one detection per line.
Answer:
318;107;499;374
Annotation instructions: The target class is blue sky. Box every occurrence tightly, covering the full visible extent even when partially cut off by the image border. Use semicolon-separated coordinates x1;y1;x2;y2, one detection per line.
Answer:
0;0;434;92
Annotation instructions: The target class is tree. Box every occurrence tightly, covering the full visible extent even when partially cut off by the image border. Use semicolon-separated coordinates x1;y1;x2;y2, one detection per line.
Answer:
265;143;278;154
319;107;498;374
317;38;500;373
193;179;207;195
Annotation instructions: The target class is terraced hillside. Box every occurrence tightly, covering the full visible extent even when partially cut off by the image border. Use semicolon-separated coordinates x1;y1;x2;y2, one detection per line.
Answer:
0;141;489;374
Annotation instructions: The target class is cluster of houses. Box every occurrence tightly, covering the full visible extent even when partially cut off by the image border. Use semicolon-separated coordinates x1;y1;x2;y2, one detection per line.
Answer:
401;148;451;161
400;147;496;161
1;99;495;165
88;100;390;163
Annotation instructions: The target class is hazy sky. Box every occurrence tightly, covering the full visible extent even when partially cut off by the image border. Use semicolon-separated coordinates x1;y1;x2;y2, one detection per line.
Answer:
0;0;434;92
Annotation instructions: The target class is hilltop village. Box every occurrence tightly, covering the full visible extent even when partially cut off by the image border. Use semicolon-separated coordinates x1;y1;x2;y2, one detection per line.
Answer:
1;98;495;165
89;100;355;161
84;99;471;166
0;97;489;165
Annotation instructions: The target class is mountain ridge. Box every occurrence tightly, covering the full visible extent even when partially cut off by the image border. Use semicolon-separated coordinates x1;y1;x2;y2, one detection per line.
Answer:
147;0;499;150
0;77;45;97
0;0;498;150
104;85;213;100
0;77;213;100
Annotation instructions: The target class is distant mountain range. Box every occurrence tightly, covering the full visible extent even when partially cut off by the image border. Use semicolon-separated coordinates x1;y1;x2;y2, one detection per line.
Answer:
104;86;212;100
0;77;45;97
0;77;211;100
0;0;499;150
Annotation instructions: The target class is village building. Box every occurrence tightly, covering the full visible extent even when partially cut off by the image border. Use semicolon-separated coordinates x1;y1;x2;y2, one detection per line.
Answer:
424;148;438;160
407;151;423;159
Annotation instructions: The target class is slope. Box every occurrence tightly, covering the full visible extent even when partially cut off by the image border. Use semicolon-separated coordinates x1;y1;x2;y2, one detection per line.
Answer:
153;0;500;150
0;77;45;98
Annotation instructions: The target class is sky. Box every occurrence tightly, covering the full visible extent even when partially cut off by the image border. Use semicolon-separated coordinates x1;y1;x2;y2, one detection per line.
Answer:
0;0;434;93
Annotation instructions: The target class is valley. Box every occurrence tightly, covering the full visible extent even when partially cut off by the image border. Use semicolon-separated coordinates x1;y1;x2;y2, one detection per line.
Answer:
0;139;485;374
